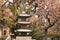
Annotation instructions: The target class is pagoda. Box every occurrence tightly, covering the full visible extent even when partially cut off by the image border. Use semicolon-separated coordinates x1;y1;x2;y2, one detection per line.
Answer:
14;11;32;40
10;0;34;40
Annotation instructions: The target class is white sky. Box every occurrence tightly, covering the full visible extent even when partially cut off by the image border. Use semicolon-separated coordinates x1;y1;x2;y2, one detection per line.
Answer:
3;0;13;3
9;0;13;3
2;0;13;5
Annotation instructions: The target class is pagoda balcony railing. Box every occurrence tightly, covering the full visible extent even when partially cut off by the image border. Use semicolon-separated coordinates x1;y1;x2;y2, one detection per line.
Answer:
18;19;30;22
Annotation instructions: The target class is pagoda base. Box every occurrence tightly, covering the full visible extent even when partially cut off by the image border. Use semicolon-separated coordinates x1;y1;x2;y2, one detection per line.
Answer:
16;36;32;40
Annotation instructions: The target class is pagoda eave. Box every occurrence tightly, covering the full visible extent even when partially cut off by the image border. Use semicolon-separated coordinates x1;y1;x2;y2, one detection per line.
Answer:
18;14;31;18
17;22;31;24
15;29;32;32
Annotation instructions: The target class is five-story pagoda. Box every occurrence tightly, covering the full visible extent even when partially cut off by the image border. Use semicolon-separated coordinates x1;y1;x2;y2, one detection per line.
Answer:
10;0;36;40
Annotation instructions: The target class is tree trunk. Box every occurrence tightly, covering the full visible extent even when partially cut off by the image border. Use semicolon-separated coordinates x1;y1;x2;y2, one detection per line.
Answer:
44;29;48;40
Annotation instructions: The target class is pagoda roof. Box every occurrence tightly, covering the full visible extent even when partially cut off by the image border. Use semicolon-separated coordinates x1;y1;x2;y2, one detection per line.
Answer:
17;21;31;24
18;14;31;18
15;29;32;32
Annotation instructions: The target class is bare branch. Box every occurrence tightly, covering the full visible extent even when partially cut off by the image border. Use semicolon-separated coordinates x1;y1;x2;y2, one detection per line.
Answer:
2;0;8;7
46;11;51;25
45;10;60;30
45;17;59;30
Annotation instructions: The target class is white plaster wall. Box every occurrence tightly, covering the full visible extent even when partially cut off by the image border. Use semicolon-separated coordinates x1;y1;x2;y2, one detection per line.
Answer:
16;36;32;40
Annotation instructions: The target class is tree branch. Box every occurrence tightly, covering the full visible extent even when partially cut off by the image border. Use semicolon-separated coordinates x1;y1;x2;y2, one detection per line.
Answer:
46;19;59;29
46;11;51;25
2;0;8;7
45;11;60;30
